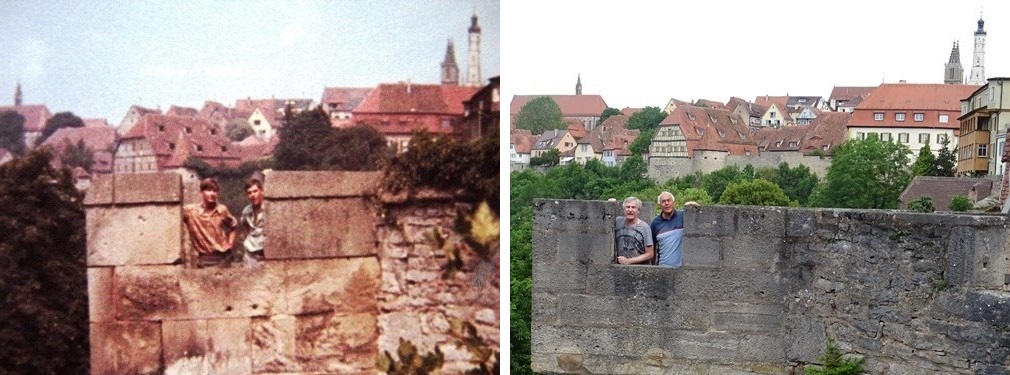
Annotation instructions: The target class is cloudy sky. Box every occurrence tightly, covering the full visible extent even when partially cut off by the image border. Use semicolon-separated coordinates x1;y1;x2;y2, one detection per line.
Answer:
502;0;1004;110
1;0;499;122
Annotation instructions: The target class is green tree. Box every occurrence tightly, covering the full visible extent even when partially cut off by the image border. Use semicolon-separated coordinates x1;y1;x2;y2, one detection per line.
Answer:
225;118;254;142
719;178;795;206
809;134;911;209
0;110;27;156
949;194;973;212
627;128;655;155
598;107;621;125
383;129;499;209
934;136;956;177
529;148;560;167
911;144;936;177
806;338;865;375
36;111;84;146
514;96;567;134
619;155;648;182
321;125;390;171
702;165;743;203
0;148;89;373
625;107;667;154
59;139;94;173
772;163;819;205
274;107;390;171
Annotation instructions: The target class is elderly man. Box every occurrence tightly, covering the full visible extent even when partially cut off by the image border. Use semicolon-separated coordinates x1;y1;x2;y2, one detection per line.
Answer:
614;196;654;265
650;191;699;267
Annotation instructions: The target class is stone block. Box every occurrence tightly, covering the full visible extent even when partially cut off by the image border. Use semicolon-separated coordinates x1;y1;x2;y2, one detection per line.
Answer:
116;263;287;321
556;232;613;265
531;226;558;264
87;205;182;266
686;205;735;237
83;173;114;206
972;227;1010;288
946;226;974;287
683;236;721;268
115;172;181;204
532;324;632;356
965;290;1010;323
785;209;816;239
532;293;558;325
207;318;252;374
264;170;381;198
711;302;782;332
161;319;209;367
532;261;586;294
723;235;784;271
660;330;739;362
265;197;377;259
295;312;377;373
737;206;786;237
673;269;785;302
251;315;299;373
736;334;786;363
784;315;825;362
585;264;676;300
88;267;115;322
90;321;163;375
284;257;380;315
557;294;625;326
533;199;616;235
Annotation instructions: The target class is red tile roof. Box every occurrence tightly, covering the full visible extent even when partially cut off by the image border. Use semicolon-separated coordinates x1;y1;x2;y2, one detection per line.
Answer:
0;104;52;132
166;105;198;117
593;115;639;155
660;107;757;156
848;83;979;129
898;176;994;210
510;95;609;117
83;118;110;128
695;99;726;109
321;87;373;112
567;120;589;139
620;107;642;117
123;114;242;169
801;112;851;154
41;126;119;174
510;128;537;154
829;86;877;102
354;83;478;115
754;96;789;110
197;100;235;124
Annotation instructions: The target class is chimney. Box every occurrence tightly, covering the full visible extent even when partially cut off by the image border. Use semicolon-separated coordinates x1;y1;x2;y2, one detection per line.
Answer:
407;79;412;94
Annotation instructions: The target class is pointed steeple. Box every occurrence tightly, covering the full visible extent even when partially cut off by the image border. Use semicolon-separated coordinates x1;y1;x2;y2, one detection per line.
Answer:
945;41;964;84
949;41;960;63
14;82;22;106
441;38;459;85
969;14;987;84
576;74;583;95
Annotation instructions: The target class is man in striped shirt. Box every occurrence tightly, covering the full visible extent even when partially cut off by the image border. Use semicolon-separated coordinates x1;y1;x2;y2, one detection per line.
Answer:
650;191;698;267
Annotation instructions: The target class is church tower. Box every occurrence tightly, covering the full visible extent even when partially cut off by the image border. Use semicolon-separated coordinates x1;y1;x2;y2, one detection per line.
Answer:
14;82;22;106
465;13;482;87
968;16;987;85
944;41;964;84
441;39;459;85
576;74;582;95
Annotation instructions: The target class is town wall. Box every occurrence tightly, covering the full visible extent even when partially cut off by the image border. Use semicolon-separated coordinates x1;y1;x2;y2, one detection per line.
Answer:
649;153;832;183
532;199;1010;374
84;171;498;374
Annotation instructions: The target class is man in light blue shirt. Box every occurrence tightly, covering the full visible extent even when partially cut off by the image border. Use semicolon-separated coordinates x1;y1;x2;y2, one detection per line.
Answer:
650;191;698;267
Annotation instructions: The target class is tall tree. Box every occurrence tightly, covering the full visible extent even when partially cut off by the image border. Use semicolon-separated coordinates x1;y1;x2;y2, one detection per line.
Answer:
36;111;84;146
934;136;956;177
809;134;912;209
59;139;94;173
598;107;621;125
625;106;667;155
0;110;27;156
514;96;566;134
702;165;743;202
0;148;89;373
719;178;795;206
273;106;391;171
321;125;390;171
773;162;819;205
911;144;936;177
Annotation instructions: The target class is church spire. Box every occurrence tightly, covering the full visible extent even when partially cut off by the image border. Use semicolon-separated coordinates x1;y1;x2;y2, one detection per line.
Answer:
576;74;582;95
968;14;987;85
465;13;482;87
440;38;459;85
14;82;22;106
945;41;964;84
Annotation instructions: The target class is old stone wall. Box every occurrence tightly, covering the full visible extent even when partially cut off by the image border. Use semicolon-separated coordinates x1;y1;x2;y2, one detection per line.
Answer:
532;199;1010;374
85;171;498;374
649;153;831;183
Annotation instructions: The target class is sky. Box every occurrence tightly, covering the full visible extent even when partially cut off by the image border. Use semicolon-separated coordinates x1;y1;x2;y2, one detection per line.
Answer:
0;0;499;122
502;0;1006;111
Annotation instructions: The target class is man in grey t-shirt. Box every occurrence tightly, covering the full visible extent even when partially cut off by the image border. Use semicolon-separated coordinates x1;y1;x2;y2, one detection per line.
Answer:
614;196;654;265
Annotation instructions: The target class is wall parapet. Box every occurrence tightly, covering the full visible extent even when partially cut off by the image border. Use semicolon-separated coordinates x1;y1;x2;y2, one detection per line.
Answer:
532;199;1010;374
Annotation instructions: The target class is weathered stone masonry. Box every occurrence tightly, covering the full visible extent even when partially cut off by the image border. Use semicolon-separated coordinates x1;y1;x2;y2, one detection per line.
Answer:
532;199;1010;374
85;172;498;374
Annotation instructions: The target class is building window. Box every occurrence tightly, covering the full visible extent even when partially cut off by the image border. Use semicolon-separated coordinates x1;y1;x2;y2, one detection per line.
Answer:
881;133;892;142
919;133;929;143
914;113;924;122
185;127;192;133
937;134;947;144
770;112;776;119
874;112;884;121
168;143;175;150
158;125;165;132
196;145;203;152
939;114;949;123
979;144;988;157
254;120;261;125
857;132;865;140
896;113;905;122
899;133;909;143
221;146;227;152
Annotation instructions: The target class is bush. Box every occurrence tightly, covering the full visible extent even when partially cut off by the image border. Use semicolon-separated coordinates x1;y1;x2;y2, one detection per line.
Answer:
948;194;973;212
907;196;935;213
806;337;865;375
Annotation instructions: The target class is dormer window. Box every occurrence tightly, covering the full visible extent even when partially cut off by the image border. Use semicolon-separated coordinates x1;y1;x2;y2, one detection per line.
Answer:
196;145;203;152
210;129;217;135
687;111;695;120
221;146;227;152
158;125;165;132
168;142;175;150
718;131;726;138
695;128;703;135
185;127;192;133
709;114;717;123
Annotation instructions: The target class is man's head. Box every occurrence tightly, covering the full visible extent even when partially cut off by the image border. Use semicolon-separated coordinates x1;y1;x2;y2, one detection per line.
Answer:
245;178;264;207
199;178;220;207
658;191;676;215
622;196;641;221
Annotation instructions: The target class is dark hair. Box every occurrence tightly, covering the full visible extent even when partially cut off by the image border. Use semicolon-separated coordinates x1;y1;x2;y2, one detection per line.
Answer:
199;178;220;192
245;178;263;190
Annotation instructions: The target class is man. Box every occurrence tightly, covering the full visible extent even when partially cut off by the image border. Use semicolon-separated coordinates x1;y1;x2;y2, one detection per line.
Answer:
650;191;699;267
614;196;654;265
239;177;265;261
182;178;237;267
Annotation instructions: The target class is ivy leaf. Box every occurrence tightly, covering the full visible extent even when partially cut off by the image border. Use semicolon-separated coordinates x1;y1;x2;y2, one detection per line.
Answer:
467;201;499;250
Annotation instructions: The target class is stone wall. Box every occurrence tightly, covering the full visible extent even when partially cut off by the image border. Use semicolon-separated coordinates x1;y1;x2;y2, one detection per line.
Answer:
532;199;1010;374
85;171;498;374
649;153;832;183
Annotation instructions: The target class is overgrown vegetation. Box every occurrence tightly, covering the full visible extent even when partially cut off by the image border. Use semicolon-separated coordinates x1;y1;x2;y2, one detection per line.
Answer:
274;106;390;171
948;194;972;212
907;196;935;213
805;337;865;375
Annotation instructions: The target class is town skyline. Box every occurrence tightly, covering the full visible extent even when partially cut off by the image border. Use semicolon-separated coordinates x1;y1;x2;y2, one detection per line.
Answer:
1;0;500;122
502;0;1002;110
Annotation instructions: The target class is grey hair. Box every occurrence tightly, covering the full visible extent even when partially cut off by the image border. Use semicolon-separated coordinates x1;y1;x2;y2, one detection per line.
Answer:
657;191;674;203
622;196;642;208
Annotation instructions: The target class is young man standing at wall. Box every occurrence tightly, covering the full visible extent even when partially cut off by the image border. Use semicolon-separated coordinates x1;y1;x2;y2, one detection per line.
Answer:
614;196;654;265
182;178;237;267
239;177;266;262
650;191;698;267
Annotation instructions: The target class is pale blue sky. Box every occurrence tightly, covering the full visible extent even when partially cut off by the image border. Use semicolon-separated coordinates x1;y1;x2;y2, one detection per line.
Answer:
1;1;499;121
